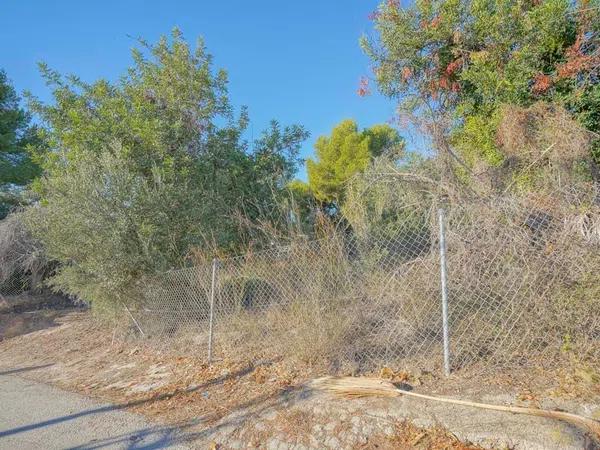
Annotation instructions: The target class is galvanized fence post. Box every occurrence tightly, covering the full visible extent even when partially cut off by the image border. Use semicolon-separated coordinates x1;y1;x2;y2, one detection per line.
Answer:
207;258;218;364
438;207;451;376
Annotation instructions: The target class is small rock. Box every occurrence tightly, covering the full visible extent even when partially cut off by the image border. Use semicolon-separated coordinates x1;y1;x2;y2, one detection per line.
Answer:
324;422;336;432
266;438;279;450
324;436;340;449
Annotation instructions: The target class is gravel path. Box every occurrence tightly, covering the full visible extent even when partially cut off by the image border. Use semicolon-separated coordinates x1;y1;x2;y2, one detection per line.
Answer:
0;372;190;450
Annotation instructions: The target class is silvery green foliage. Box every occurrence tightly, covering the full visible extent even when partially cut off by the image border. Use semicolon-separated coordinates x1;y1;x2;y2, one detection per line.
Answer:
25;149;206;312
23;31;308;312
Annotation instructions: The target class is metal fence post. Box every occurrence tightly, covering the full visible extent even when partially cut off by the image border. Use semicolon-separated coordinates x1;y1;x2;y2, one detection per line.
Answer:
207;258;218;364
438;208;451;376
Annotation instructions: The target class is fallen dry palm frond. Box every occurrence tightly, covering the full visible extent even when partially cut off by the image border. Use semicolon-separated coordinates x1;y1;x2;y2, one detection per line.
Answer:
310;376;600;441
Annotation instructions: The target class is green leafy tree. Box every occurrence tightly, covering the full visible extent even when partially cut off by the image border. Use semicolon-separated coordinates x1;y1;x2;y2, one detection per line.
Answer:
24;30;307;311
193;118;308;247
25;149;207;311
27;30;232;180
0;70;41;217
306;120;402;205
362;0;600;178
244;121;309;221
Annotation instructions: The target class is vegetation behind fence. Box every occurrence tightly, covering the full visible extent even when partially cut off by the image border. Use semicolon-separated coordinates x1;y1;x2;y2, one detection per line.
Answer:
124;181;600;379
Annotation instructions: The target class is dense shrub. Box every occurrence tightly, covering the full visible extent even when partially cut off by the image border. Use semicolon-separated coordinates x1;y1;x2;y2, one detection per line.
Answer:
24;150;206;312
24;31;307;314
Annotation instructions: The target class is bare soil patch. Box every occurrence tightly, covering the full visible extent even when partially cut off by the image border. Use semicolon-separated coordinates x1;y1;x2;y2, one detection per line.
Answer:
0;311;598;449
0;292;79;340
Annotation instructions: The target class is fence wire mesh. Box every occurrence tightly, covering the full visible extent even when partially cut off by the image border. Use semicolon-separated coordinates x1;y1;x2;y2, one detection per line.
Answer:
0;273;33;298
125;182;600;379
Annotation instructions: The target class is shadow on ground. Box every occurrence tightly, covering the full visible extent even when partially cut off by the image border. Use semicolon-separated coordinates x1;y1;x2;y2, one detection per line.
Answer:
62;387;309;449
0;359;313;449
0;363;55;376
0;307;82;340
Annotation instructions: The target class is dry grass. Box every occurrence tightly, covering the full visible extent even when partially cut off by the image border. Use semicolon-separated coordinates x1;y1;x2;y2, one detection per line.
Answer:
0;311;312;427
381;421;484;450
2;310;598;448
0;212;50;291
118;174;600;392
496;102;591;166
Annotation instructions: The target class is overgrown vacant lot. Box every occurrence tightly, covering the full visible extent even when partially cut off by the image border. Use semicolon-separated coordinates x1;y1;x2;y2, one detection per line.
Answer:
2;2;600;447
1;309;599;449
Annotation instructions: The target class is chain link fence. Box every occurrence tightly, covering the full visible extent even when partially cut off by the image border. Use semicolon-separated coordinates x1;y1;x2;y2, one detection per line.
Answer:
125;183;600;378
0;273;32;299
0;211;53;306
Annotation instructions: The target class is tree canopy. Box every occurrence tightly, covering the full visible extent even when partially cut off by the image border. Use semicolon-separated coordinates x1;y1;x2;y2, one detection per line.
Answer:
362;0;600;179
0;70;40;218
24;30;308;309
306;119;402;205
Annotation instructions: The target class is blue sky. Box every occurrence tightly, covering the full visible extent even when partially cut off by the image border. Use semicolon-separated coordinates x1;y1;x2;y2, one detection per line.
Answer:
2;0;405;179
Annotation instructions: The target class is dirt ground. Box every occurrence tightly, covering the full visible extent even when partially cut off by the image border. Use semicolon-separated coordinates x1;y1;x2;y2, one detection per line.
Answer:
1;310;599;449
0;292;79;340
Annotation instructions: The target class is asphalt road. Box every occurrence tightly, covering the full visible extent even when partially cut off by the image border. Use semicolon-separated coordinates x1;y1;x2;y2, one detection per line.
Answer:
0;371;190;450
